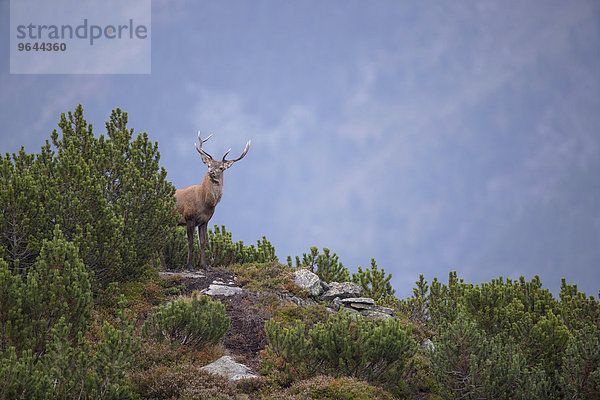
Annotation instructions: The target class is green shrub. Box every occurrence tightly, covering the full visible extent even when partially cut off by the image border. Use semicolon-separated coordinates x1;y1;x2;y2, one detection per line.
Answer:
416;272;595;399
352;258;395;301
162;226;201;268
263;310;416;391
0;226;92;356
289;246;351;283
430;310;549;400
561;324;600;398
163;225;278;269
399;274;429;325
143;293;230;347
0;227;138;399
206;225;278;267
0;105;176;285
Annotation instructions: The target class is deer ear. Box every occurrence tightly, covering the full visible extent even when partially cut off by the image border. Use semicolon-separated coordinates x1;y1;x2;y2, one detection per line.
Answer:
199;152;213;166
223;160;235;170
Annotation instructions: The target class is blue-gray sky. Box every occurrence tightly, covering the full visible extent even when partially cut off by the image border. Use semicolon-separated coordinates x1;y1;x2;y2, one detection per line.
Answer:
1;0;599;298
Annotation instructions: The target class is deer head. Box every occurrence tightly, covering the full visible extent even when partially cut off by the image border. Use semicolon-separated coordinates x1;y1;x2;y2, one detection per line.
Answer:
195;132;251;183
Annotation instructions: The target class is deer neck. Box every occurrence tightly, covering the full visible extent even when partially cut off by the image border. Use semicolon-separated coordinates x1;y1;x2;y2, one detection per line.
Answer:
201;173;223;207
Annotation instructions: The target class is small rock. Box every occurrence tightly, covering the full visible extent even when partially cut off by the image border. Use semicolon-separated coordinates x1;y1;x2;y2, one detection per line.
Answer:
422;339;435;352
347;302;373;310
278;293;319;307
332;297;344;311
341;297;375;305
371;305;395;316
200;356;258;381
294;269;323;297
159;270;205;279
340;307;362;319
202;284;242;297
321;282;363;300
360;309;394;321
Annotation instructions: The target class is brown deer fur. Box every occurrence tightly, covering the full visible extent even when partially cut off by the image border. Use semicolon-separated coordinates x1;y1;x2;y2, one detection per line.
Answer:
174;133;250;269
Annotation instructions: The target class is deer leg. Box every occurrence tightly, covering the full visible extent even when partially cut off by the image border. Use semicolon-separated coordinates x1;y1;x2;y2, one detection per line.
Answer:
186;221;195;270
199;223;208;270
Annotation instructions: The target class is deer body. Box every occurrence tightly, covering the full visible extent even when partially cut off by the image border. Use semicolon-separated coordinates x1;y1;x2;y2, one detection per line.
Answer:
174;133;250;270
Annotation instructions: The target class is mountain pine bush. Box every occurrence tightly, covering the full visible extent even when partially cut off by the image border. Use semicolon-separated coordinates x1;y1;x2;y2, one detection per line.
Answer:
0;105;176;285
352;258;395;300
0;227;138;399
163;225;277;269
402;271;600;399
289;246;351;283
143;293;230;347
264;310;416;392
206;225;278;267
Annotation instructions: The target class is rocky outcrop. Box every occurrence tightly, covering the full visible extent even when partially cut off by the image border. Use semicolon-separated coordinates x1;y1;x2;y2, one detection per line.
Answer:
339;297;395;320
199;356;258;381
292;270;396;320
294;269;323;297
321;281;363;300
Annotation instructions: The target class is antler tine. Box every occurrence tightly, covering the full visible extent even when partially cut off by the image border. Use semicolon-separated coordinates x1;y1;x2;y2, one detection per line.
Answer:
195;132;214;158
222;148;232;161
225;140;251;163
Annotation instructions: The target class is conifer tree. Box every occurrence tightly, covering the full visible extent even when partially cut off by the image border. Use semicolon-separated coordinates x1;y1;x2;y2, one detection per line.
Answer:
0;227;138;399
352;258;395;300
291;246;350;283
0;105;176;285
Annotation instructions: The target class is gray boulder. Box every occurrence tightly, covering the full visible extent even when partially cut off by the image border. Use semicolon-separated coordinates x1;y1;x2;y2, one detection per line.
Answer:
321;282;363;300
199;356;258;381
294;269;323;297
202;283;242;297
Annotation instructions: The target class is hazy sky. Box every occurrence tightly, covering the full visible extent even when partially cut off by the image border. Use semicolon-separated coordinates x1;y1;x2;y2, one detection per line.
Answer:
1;1;599;298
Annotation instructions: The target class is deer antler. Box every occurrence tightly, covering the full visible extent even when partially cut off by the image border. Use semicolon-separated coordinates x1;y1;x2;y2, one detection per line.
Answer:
222;140;251;163
195;132;213;158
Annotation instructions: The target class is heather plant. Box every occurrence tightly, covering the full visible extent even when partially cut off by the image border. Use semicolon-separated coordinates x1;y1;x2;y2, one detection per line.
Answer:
0;105;176;285
143;293;230;347
230;261;299;294
275;375;398;400
352;258;395;301
289;246;351;283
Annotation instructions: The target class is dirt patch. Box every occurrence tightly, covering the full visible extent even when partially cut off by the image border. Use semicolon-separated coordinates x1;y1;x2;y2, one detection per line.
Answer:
163;268;274;370
220;290;275;370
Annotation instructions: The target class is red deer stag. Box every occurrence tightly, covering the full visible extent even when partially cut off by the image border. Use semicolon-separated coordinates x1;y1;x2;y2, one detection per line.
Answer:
174;132;250;270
